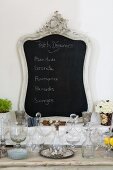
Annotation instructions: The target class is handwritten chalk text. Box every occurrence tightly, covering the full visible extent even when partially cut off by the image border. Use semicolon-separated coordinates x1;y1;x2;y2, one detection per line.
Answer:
34;98;54;105
35;86;54;92
34;56;55;62
35;76;58;82
34;65;54;71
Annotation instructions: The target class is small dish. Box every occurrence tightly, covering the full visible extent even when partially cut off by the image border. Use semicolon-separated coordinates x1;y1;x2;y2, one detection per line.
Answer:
7;148;28;160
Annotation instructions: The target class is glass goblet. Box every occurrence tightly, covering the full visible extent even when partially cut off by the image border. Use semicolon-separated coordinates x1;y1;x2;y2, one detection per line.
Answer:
66;127;80;147
10;121;28;148
65;114;80;148
65;120;81;152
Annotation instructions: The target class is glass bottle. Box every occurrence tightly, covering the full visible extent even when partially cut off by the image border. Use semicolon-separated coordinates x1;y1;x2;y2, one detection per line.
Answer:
82;127;94;158
50;122;64;157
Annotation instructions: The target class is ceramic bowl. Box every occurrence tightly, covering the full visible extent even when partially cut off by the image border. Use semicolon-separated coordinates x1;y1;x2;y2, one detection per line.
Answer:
7;148;28;160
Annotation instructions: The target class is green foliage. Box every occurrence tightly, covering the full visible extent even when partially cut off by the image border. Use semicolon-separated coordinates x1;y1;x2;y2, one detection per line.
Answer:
0;99;12;113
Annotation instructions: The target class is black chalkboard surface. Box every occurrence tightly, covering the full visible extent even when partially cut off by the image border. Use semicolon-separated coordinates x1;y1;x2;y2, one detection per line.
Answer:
23;34;87;117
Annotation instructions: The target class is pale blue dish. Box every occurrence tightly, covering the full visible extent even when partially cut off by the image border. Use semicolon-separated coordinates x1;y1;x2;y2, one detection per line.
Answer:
7;148;28;160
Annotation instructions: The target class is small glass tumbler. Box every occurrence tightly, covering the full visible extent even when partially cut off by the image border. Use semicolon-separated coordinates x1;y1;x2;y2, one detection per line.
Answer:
15;111;27;125
82;112;92;126
82;145;94;158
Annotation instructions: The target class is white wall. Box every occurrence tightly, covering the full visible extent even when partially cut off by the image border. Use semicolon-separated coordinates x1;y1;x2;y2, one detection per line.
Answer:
0;0;113;110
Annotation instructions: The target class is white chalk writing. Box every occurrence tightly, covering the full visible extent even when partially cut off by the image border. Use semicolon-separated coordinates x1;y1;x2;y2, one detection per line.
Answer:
35;86;54;92
34;65;54;71
34;56;55;62
35;76;58;82
38;41;73;49
37;41;73;53
34;98;54;105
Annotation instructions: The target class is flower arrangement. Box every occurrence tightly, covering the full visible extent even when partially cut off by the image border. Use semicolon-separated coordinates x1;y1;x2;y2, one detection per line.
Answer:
95;100;113;114
95;100;113;126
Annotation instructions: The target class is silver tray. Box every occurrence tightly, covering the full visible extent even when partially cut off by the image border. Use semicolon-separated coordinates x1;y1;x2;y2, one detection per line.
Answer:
39;148;74;159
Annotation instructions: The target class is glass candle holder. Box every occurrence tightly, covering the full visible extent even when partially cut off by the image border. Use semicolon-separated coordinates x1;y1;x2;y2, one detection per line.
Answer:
82;112;92;126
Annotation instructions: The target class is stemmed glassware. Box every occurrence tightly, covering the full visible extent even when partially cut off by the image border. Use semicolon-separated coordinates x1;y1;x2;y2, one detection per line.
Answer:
10;121;28;148
35;113;53;145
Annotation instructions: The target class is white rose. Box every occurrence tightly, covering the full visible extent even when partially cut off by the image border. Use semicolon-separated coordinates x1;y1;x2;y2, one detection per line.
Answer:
95;100;113;113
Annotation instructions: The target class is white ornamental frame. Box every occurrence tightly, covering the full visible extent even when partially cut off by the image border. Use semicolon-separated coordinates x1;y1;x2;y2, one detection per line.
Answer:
17;11;93;114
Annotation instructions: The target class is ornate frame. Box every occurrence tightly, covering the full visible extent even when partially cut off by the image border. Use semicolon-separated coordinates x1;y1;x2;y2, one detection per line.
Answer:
17;11;93;114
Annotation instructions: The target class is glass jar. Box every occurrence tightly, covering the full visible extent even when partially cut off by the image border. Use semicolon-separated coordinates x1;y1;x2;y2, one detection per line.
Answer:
82;127;94;158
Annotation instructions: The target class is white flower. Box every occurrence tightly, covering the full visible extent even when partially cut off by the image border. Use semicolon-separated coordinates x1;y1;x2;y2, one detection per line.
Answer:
95;100;113;114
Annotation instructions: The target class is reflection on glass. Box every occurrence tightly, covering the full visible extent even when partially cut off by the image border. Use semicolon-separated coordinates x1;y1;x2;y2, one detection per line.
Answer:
66;114;80;149
50;122;64;157
82;126;94;158
101;132;113;157
10;121;28;148
82;112;92;126
0;118;9;157
90;128;102;150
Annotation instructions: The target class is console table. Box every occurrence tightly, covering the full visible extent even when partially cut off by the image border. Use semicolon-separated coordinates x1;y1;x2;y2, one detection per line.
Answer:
0;148;113;170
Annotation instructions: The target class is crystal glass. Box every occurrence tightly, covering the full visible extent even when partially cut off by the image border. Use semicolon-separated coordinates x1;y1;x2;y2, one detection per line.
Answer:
0;118;10;157
66;126;80;146
0;117;9;142
26;127;44;155
101;131;113;157
10;121;28;148
50;122;64;156
65;114;80;149
82;111;92;126
36;115;54;145
68;113;79;124
82;126;95;158
90;127;102;150
26;113;45;154
82;122;102;151
15;110;28;125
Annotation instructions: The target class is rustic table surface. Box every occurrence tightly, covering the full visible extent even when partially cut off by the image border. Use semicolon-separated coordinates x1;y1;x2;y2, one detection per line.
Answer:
0;148;113;170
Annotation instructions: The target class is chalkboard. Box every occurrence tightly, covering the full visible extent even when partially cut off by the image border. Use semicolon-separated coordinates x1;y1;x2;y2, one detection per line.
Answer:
23;34;87;117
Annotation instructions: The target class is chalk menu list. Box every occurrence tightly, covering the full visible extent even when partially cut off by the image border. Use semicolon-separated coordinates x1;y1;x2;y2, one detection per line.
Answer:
24;34;87;117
